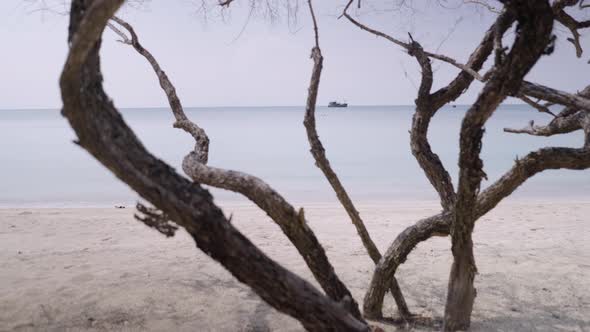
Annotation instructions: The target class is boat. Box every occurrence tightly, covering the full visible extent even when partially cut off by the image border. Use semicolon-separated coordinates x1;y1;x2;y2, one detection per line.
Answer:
328;101;348;108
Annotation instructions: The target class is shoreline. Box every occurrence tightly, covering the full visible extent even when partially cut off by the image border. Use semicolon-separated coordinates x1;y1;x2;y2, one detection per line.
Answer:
2;195;589;209
1;201;589;331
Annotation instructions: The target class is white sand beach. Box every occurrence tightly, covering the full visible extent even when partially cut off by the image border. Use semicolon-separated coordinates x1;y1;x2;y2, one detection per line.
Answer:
1;200;589;331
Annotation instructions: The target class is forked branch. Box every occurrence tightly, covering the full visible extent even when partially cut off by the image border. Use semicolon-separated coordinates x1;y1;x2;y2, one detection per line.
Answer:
517;94;557;117
62;1;369;330
108;16;210;163
505;83;590;136
503;112;584;136
107;14;365;320
342;11;485;82
407;37;457;210
520;81;590;112
363;142;590;321
342;5;466;211
447;2;553;329
553;0;590;58
303;0;411;319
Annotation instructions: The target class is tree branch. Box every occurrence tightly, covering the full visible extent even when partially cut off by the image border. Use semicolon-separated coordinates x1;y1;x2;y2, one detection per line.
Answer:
364;143;590;321
448;2;553;328
61;1;368;330
362;212;451;319
218;0;235;8
463;0;501;14
503;111;584;136
108;14;366;320
553;0;590;57
431;9;515;108
108;16;210;163
521;81;590;112
406;37;457;211
476;146;590;214
517;94;557;117
343;7;461;212
303;0;411;319
343;12;487;82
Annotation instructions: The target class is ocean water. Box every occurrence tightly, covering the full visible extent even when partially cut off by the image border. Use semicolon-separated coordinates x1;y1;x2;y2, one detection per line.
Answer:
0;105;588;207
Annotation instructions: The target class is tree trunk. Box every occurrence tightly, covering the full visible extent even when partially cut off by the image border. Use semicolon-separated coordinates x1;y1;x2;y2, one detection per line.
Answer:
443;236;477;331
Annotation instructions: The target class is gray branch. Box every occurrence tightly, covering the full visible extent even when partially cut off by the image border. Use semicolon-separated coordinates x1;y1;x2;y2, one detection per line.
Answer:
504;112;585;136
61;1;369;330
107;14;365;321
303;1;411;319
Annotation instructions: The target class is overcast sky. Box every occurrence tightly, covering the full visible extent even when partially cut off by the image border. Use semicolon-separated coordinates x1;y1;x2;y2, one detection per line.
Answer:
1;0;588;109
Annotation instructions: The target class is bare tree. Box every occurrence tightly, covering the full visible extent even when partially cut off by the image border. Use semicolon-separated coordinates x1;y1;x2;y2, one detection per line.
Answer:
59;0;590;331
61;0;369;331
342;0;590;330
106;9;368;320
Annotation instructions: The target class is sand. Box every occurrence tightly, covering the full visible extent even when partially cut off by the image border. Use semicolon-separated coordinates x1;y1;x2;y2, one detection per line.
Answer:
0;200;589;331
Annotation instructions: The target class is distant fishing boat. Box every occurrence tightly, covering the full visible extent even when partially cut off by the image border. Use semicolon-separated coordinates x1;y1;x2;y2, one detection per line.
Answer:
328;101;348;108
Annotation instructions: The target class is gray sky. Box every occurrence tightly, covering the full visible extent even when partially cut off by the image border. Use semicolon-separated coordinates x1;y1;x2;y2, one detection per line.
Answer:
1;1;588;109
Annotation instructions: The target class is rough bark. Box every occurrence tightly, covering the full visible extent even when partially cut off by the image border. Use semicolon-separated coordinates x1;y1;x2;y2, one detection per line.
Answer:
343;9;514;214
584;116;590;148
503;112;585;136
505;84;590;136
182;157;364;320
430;10;515;109
60;1;590;331
552;0;590;58
60;1;369;330
445;2;554;330
555;85;590;118
363;143;590;323
475;146;590;214
353;9;511;319
408;39;457;211
344;2;588;326
303;3;410;319
107;14;364;320
362;213;451;318
521;81;590;112
108;16;210;163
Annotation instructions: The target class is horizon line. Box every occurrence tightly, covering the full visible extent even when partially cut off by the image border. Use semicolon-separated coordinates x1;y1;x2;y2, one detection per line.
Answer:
0;103;528;111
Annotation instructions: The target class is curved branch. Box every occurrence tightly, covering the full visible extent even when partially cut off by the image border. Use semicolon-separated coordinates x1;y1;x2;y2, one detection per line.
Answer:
555;84;590;117
363;144;590;322
448;3;553;328
108;15;365;320
517;94;557;117
343;9;458;212
407;38;457;210
476;146;590;213
503;111;584;136
463;0;501;14
341;10;515;214
362;212;451;319
108;16;210;163
343;12;484;82
553;0;590;57
431;10;515;108
556;9;583;57
304;1;411;318
521;81;590;112
61;1;368;330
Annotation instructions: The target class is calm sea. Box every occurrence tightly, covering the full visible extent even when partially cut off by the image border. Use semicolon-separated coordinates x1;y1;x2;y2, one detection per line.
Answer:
1;105;588;207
